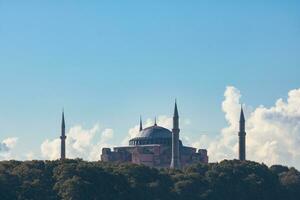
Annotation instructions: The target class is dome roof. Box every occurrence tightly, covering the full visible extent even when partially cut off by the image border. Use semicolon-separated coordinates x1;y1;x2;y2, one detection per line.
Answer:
129;125;173;146
139;125;172;139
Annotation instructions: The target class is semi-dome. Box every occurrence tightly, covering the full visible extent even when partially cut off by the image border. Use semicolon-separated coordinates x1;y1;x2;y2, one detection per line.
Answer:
129;125;173;146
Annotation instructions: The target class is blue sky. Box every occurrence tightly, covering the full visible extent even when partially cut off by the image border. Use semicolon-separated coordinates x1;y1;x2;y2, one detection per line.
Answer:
0;1;300;160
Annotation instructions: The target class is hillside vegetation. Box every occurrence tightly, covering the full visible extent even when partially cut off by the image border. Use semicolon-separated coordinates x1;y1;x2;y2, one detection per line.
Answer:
0;159;299;200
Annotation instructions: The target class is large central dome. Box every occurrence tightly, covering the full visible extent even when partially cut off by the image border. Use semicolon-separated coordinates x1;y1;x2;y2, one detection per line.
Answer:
129;125;173;146
139;126;172;138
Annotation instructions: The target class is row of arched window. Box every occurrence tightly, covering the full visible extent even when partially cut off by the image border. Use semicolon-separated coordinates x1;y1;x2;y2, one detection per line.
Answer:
129;138;172;146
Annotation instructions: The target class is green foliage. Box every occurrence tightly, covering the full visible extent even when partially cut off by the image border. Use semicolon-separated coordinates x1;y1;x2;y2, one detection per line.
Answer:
0;160;298;200
279;167;300;200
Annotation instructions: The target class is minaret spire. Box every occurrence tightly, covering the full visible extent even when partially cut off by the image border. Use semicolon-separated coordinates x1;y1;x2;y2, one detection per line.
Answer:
240;105;245;123
60;110;66;160
139;116;143;132
154;117;157;126
174;99;179;117
239;105;246;161
170;100;181;169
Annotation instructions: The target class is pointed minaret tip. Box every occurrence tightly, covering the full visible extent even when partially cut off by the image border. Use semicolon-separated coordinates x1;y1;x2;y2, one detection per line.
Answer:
62;109;65;128
139;115;143;131
174;100;179;117
240;105;245;122
154;117;157;126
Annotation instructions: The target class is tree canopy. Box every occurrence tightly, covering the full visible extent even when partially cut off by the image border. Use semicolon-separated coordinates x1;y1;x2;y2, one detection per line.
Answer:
0;159;299;200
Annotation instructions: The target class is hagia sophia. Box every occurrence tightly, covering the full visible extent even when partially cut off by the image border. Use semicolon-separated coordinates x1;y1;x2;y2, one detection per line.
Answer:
60;101;246;169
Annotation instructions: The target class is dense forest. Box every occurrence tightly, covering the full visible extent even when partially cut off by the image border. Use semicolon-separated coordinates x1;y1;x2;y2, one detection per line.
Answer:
0;159;299;200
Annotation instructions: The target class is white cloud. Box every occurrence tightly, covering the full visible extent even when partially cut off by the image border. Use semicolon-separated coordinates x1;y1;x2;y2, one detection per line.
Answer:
41;116;174;161
194;86;300;168
0;137;18;160
39;86;300;169
41;138;60;160
41;124;115;161
3;137;18;149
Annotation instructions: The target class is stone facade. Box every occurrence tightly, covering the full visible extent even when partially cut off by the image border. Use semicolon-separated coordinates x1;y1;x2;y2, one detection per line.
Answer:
101;143;208;168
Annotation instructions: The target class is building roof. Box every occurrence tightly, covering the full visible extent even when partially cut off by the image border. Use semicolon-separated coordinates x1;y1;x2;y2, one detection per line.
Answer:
129;125;174;146
138;125;172;139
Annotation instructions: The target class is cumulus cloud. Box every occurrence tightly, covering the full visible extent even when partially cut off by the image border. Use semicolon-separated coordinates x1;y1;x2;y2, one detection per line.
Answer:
41;138;60;160
41;124;115;161
39;86;300;169
194;86;300;168
41;116;173;161
0;137;18;160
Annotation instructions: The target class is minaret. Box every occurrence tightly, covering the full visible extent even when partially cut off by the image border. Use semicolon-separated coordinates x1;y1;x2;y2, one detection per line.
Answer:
139;116;143;132
239;106;246;161
60;110;66;160
170;100;181;169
